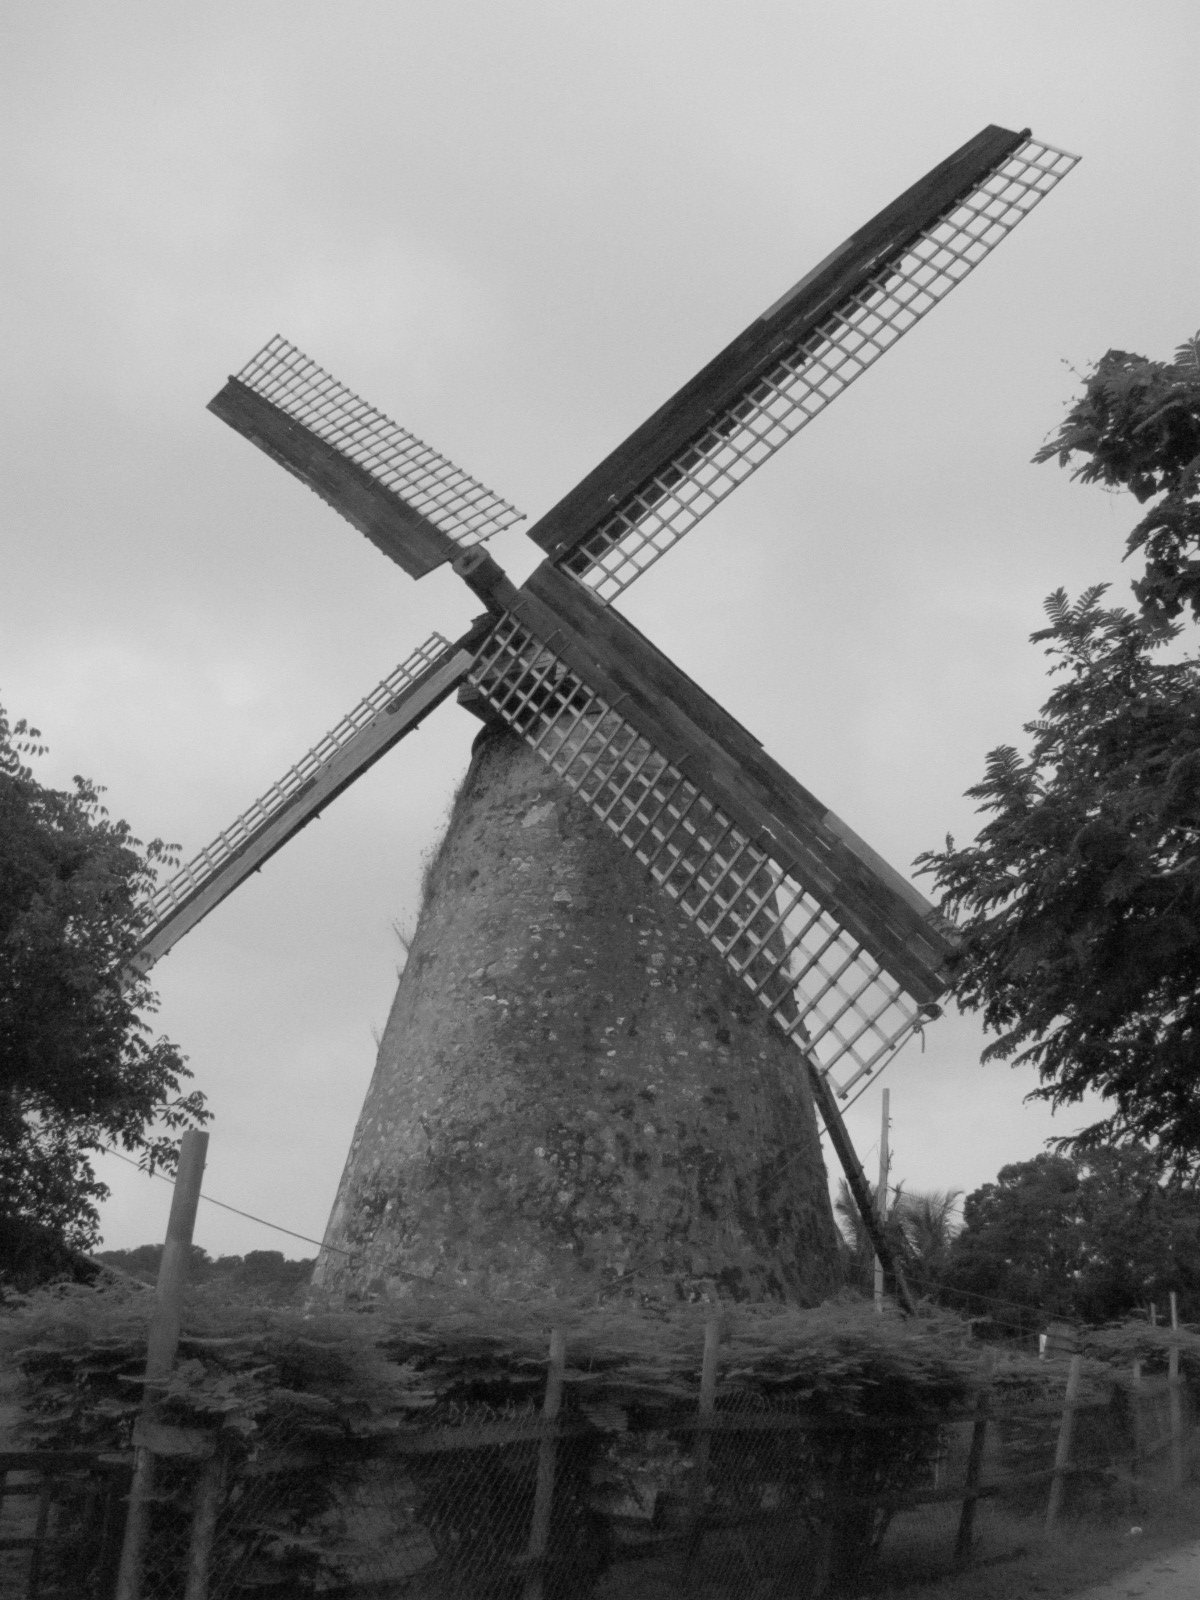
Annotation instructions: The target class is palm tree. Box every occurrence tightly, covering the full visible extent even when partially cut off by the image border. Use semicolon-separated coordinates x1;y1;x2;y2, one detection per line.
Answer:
894;1188;962;1292
834;1181;962;1296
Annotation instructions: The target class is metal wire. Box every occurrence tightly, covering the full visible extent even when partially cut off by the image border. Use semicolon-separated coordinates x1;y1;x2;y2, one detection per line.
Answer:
9;1381;1159;1600
468;614;924;1090
140;632;451;934
233;336;525;548
562;137;1080;602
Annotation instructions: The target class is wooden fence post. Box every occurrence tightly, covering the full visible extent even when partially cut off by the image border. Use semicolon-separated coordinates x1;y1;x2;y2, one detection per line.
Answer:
183;1449;225;1600
955;1352;993;1564
523;1326;567;1600
1045;1352;1082;1531
681;1317;722;1582
1130;1358;1145;1506
115;1129;209;1600
873;1089;890;1314
1169;1292;1185;1491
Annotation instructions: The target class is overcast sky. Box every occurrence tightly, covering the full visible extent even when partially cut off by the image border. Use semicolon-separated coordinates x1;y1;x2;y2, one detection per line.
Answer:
3;2;1197;1261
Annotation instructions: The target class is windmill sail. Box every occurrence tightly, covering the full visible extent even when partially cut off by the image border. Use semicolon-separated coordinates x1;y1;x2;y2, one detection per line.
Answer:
209;337;525;578
532;128;1078;602
133;627;487;970
464;560;953;1096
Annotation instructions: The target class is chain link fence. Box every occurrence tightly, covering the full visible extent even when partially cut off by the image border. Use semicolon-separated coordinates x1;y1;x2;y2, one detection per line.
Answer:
4;1345;1194;1599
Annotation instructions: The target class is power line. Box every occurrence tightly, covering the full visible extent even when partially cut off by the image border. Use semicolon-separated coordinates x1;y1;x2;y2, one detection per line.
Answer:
101;1145;356;1259
101;1146;675;1304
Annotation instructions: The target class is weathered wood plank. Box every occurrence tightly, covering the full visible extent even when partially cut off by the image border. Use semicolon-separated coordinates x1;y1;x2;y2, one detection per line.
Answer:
527;125;1025;563
209;378;460;578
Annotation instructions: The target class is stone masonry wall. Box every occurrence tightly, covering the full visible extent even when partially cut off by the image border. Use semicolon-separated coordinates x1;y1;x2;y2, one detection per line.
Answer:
312;723;841;1305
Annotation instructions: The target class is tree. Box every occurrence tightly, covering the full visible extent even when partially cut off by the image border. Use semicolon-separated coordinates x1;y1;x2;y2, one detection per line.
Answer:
0;701;206;1277
833;1179;960;1296
835;1177;903;1293
942;1147;1200;1325
94;1244;315;1301
896;1188;962;1291
1034;332;1200;625
918;334;1200;1169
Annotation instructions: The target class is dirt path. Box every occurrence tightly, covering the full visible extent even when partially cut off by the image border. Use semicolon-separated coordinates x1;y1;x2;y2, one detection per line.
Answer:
1071;1538;1200;1599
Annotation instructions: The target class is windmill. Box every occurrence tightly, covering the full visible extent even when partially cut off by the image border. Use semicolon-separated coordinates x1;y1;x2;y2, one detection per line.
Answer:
134;125;1077;1306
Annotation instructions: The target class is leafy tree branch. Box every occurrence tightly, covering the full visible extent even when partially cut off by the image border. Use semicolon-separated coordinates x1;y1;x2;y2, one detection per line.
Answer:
919;335;1200;1170
1;700;207;1275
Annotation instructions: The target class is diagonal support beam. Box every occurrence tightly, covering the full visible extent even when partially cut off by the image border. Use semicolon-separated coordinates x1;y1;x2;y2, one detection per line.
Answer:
131;625;488;972
807;1064;915;1314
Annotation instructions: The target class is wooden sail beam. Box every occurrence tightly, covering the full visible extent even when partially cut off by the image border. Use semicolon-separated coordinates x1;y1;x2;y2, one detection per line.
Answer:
459;565;948;1095
208;336;524;578
131;626;489;972
531;128;1077;600
460;549;953;1016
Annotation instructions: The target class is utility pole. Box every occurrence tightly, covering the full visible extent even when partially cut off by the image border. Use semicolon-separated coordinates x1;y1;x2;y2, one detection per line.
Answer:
116;1129;209;1600
874;1088;890;1313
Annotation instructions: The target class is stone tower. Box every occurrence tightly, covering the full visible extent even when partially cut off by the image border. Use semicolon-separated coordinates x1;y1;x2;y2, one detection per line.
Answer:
312;722;842;1305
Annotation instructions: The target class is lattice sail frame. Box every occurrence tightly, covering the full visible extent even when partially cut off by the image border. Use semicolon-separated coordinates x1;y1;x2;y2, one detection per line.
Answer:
233;337;524;548
469;614;929;1092
563;137;1079;603
141;632;452;935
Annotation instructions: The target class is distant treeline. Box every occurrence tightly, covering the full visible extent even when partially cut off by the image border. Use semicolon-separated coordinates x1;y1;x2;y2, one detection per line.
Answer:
95;1244;315;1297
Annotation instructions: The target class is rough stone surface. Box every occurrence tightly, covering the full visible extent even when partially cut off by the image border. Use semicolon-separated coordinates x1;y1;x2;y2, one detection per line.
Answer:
313;723;841;1305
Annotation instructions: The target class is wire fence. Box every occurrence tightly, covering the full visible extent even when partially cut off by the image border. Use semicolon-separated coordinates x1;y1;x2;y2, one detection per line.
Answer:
5;1335;1194;1600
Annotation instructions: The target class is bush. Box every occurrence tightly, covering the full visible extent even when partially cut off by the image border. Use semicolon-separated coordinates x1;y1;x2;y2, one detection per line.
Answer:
1;1285;1018;1596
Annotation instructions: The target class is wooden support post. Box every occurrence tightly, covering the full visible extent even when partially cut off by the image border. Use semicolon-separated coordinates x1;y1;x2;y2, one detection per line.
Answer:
874;1089;890;1314
116;1129;209;1600
1131;1358;1145;1506
1169;1293;1185;1491
1045;1353;1082;1531
523;1327;567;1600
27;1474;53;1598
183;1449;224;1600
680;1317;722;1586
955;1353;993;1565
807;1064;915;1314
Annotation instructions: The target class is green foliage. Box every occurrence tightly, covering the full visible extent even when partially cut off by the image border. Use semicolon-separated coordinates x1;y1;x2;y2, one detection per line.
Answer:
920;336;1200;1166
920;590;1200;1161
0;700;206;1274
943;1147;1200;1324
2;1284;993;1453
2;1285;999;1596
1034;333;1200;622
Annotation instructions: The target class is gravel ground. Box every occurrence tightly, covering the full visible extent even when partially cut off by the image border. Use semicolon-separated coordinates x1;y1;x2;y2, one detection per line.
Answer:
1070;1538;1200;1599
